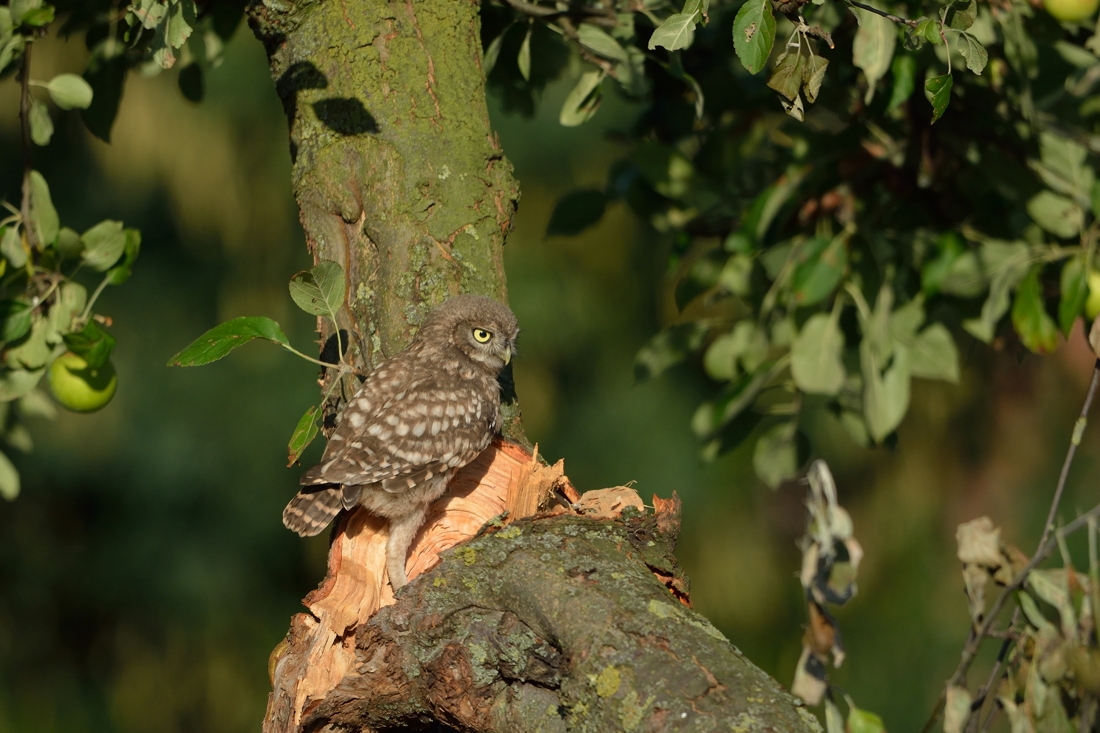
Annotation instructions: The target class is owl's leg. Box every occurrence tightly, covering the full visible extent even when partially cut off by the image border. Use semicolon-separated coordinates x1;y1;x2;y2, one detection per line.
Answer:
385;505;428;590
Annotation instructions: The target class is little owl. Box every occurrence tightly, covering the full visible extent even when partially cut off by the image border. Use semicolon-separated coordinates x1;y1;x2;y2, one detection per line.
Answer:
282;295;519;589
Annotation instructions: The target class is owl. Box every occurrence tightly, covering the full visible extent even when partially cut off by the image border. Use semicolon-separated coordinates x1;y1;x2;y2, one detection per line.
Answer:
282;295;519;590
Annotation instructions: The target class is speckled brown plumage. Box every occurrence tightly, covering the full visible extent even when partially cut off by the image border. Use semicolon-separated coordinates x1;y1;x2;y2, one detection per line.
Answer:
282;295;519;589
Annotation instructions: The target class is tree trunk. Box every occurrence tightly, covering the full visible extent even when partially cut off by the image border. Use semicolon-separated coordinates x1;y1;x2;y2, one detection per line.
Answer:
247;1;818;730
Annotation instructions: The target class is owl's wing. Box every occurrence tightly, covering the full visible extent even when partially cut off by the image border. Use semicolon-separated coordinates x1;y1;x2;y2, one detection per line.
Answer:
300;365;496;490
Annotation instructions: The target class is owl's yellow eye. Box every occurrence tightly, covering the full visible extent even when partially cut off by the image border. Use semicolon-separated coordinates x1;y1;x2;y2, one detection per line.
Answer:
472;328;493;343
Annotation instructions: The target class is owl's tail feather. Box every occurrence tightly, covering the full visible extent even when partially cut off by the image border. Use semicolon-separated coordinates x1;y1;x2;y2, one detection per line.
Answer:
283;487;343;537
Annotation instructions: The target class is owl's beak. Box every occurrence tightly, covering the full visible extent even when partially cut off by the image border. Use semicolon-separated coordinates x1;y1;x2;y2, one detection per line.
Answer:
502;348;511;366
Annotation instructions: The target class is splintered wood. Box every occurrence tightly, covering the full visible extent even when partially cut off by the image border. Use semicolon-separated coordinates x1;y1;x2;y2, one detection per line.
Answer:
267;439;578;732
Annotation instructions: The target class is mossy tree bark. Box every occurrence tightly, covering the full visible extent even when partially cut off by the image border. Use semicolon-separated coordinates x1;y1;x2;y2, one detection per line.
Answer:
247;1;818;731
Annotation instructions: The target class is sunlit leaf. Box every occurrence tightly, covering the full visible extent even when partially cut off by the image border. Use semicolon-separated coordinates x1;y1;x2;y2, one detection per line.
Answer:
0;450;19;500
957;33;988;75
0;226;25;268
559;70;604;126
81;220;128;271
168;316;290;367
846;703;886;733
1027;190;1084;238
482;25;510;76
29;98;53;146
803;54;828;103
791;237;847;306
853;1;897;103
907;324;960;383
944;685;972;733
517;24;532;81
861;337;910;443
732;0;776;75
791;312;846;395
46;73;94;110
29;171;58;247
106;229;141;285
577;24;628;62
649;13;698;52
753;420;802;488
289;260;346;319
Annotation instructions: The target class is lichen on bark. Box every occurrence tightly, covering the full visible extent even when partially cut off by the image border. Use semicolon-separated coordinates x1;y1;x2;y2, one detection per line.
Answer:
247;0;523;440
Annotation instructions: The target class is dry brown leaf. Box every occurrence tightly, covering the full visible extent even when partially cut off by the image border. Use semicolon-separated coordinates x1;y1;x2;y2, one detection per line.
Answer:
573;487;645;519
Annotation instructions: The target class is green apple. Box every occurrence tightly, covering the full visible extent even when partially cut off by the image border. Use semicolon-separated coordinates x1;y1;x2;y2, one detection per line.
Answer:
1045;0;1098;22
1088;271;1100;320
48;352;117;413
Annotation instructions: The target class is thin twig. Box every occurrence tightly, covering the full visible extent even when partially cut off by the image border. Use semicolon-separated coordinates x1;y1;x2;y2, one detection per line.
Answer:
922;359;1100;733
502;0;618;27
846;0;920;27
1039;360;1100;549
964;607;1020;733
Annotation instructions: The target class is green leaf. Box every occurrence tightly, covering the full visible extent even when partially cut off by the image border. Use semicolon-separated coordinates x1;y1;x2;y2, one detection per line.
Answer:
635;322;708;381
0;450;20;500
0;300;33;343
853;1;897;103
861;336;910;443
167;316;290;367
0;226;26;268
802;54;828;104
54;226;83;261
578;24;629;62
482;25;510;76
0;36;25;77
1059;256;1088;336
46;73;94;110
907;324;960;382
946;0;976;30
18;389;57;420
106;229;141;285
29;171;58;247
559;70;604;127
957;33;988;75
29;98;53;146
887;53;916;110
546;189;607;237
791;312;846;395
287;405;321;466
63;321;116;369
962;241;1030;343
753;420;802;488
732;0;776;75
766;52;805;101
0;367;45;402
1026;190;1084;239
847;704;886;733
46;282;86;342
518;24;532;81
1012;266;1059;354
18;5;53;27
9;0;41;27
7;319;53;369
81;220;128;271
649;12;698;52
289;260;346;319
81;54;127;143
791;237;847;306
925;73;953;123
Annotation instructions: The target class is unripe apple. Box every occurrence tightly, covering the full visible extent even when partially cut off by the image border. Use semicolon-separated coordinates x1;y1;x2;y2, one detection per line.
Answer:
1045;0;1098;23
1087;271;1100;320
48;352;117;413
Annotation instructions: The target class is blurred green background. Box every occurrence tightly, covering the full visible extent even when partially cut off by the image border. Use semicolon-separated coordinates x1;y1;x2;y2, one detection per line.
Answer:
2;23;1099;733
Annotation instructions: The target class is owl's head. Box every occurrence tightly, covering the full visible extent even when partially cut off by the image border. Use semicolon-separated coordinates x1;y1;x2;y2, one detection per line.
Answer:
421;295;519;372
